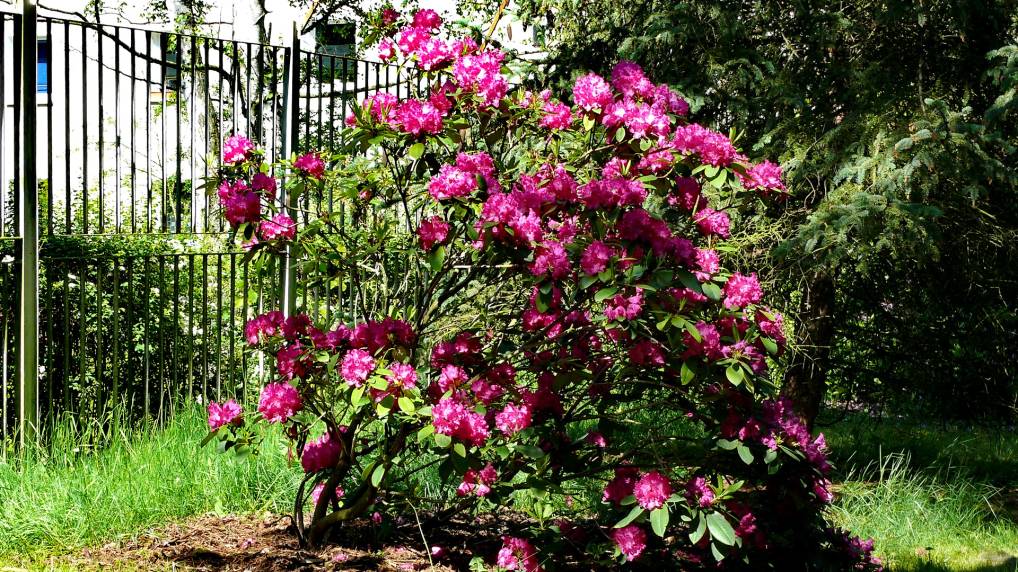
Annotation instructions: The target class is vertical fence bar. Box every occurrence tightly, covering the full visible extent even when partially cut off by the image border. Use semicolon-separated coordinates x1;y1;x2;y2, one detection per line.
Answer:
16;0;39;446
279;26;299;318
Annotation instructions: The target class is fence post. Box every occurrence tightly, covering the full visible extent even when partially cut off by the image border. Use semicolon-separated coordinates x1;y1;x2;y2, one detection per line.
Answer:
279;24;300;317
15;0;39;447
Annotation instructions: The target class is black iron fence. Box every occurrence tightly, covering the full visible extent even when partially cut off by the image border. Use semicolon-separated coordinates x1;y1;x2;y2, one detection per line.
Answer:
0;7;416;441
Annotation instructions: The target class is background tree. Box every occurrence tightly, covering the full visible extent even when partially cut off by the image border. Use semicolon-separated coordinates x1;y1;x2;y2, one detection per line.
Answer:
500;0;1018;423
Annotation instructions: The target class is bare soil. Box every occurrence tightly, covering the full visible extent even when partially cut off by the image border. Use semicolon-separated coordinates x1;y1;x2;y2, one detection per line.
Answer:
59;512;509;571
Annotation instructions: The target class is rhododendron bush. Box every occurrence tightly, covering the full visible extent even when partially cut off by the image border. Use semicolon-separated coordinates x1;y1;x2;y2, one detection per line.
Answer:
204;9;881;571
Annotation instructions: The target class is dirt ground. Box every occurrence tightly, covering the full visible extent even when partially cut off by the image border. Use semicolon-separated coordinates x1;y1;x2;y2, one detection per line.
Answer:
56;512;506;571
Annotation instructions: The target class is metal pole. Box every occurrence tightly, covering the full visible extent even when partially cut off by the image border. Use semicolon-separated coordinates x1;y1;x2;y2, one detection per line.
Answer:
279;25;300;317
16;0;39;447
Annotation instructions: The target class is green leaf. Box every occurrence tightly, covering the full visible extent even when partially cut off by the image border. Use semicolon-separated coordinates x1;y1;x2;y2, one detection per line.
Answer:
434;433;452;448
427;245;446;272
650;507;670;537
680;362;695;385
706;512;736;546
579;274;598;289
408;142;425;160
761;337;779;355
351;386;366;407
453;442;467;457
702;283;722;301
689;513;707;543
398;396;416;414
716;438;739;451
614;505;644;528
737;444;755;465
371;464;386;487
594;287;618;302
726;365;745;385
417;424;435;442
763;448;778;464
517;445;545;459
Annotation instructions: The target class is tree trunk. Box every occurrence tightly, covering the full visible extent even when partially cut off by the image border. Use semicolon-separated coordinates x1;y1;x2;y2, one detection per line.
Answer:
782;272;836;428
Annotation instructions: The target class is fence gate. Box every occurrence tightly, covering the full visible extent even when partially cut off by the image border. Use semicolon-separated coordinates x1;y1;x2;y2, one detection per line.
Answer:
0;4;415;443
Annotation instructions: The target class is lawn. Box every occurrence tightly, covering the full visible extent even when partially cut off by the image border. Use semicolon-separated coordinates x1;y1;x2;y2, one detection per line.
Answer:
1;407;1016;570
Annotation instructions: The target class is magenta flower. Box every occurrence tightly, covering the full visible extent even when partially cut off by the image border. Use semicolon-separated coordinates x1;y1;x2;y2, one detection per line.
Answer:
581;241;614;276
394;99;444;136
340;348;376;387
257;382;302;423
207;399;242;429
633;470;672;510
386;362;418;390
301;431;342;473
217;180;261;227
259;213;296;241
684;476;715;508
378;37;396;62
539;101;572;130
611;524;647;561
572;72;613;111
310;482;345;507
723;272;763;309
412;8;442;30
495;402;532;435
294;153;325;180
497;536;541;572
222;134;254;165
740;160;785;193
251;172;277;199
694;207;731;238
417;216;450;250
603;466;639;505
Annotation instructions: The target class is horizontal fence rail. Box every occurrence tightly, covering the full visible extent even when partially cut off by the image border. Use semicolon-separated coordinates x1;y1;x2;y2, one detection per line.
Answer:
0;7;417;442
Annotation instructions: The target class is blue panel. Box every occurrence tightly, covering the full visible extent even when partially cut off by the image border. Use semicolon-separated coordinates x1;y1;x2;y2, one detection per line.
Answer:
37;39;48;93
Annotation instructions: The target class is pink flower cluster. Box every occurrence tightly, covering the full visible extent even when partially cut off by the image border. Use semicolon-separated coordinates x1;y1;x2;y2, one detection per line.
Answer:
258;213;296;241
723;272;763;309
340;348;376;387
685;475;715;508
740;160;786;193
604;288;644;321
294;152;325;180
417;216;450;250
673;123;742;167
301;431;341;473
222;135;254;165
257;382;302;423
207;399;242;429
428;152;497;201
694;207;731;238
245;310;284;345
612;524;647;561
217;180;261;227
633;470;672;510
495;402;532;435
456;463;498;497
497;537;542;572
431;397;490;446
572;73;613;111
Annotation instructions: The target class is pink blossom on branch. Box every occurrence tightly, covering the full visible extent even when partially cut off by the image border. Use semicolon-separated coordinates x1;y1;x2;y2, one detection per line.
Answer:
207;399;242;429
340;348;376;387
417;216;450;250
612;524;647;561
723;272;763;310
301;431;342;473
257;382;302;423
294;153;326;180
634;471;672;510
497;536;542;572
222;134;254;165
258;213;296;241
572;72;614;111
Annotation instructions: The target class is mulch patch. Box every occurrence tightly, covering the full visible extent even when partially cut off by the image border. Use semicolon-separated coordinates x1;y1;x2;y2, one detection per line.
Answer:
62;512;520;571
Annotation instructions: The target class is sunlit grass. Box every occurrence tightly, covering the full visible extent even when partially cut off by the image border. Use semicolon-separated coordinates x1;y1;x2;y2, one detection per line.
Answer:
0;406;300;562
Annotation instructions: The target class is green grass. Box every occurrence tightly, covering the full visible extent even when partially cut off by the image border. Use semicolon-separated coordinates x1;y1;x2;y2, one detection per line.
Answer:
2;407;1017;571
0;406;300;562
824;417;1018;571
